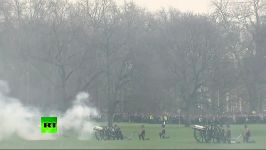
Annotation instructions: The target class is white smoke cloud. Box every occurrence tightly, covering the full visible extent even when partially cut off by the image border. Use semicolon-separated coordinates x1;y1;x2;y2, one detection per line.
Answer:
0;80;98;141
60;92;98;140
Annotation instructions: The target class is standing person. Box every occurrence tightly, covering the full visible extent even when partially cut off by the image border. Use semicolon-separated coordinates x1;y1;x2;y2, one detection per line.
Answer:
163;115;168;125
114;124;123;140
159;124;166;139
138;125;145;140
219;124;225;143
225;124;231;144
149;114;154;124
243;124;251;143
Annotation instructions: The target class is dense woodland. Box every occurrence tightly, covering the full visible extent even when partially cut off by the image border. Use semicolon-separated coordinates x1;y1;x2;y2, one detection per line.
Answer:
0;0;266;126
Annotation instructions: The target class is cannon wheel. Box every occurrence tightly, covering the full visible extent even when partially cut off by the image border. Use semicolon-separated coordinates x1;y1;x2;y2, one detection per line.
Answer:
193;128;206;143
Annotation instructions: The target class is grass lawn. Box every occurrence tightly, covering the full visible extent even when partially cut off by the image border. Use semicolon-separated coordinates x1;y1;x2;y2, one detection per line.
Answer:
0;123;265;149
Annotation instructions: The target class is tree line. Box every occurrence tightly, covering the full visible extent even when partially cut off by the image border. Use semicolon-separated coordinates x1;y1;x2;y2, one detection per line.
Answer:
0;0;266;126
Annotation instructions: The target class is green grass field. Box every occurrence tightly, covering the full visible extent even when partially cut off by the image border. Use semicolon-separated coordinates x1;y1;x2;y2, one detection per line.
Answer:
0;123;265;149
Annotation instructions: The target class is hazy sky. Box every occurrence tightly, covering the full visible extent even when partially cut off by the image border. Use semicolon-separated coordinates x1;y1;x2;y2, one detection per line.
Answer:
117;0;213;13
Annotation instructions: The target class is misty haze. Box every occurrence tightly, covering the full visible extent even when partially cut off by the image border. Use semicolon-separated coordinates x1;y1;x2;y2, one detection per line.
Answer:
0;0;266;149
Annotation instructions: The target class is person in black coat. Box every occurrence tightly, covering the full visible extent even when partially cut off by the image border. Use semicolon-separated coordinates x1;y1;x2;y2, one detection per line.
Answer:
138;125;145;140
159;124;166;139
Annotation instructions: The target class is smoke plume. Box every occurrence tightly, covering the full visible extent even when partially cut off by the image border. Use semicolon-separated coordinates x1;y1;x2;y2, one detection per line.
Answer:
0;80;98;141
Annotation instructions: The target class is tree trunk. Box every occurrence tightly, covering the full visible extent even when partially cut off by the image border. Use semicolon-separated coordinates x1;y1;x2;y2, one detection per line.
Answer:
58;83;67;111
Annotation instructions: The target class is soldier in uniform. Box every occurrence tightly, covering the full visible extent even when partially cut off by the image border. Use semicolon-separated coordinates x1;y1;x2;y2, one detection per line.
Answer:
243;124;251;143
159;124;166;139
219;124;225;143
114;124;123;140
225;124;231;143
138;125;145;140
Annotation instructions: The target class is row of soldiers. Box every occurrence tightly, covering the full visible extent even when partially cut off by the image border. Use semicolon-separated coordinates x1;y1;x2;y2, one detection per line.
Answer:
139;122;168;140
219;124;252;143
138;123;253;143
95;123;252;143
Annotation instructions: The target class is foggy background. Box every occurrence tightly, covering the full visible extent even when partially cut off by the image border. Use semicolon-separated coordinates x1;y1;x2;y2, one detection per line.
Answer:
0;0;266;126
116;0;211;13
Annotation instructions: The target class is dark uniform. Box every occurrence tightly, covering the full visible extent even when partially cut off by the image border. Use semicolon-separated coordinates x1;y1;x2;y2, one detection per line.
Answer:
139;125;145;140
243;124;251;143
159;124;166;139
114;124;123;140
225;125;231;143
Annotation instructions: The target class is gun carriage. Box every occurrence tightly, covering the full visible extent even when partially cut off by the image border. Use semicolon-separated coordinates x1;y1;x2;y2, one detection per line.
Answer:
192;124;225;143
93;126;123;141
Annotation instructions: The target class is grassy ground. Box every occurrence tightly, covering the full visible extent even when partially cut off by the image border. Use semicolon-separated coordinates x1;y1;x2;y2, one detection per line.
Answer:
0;123;265;149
